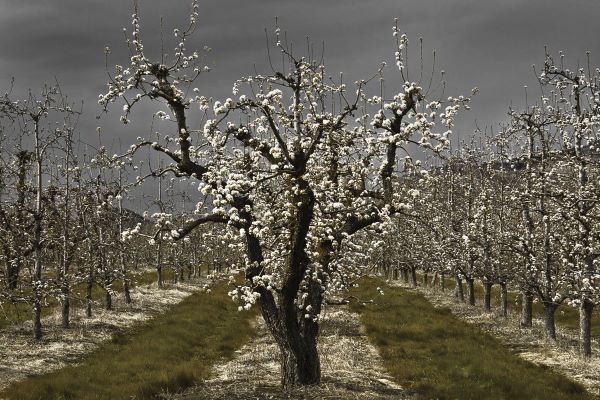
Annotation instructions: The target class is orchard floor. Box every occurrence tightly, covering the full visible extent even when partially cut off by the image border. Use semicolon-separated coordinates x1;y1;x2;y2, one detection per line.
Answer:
1;276;597;400
173;305;407;400
388;278;600;397
0;279;201;393
174;279;595;400
0;278;257;400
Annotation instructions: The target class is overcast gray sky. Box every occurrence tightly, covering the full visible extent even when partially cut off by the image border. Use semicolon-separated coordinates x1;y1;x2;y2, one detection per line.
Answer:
1;0;599;207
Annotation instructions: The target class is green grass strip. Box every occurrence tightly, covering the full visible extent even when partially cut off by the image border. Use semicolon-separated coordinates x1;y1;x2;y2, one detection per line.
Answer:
1;281;256;400
350;278;593;400
0;269;181;330
433;275;600;337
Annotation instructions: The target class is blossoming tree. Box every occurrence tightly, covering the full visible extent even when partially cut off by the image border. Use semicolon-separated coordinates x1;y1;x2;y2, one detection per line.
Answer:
100;2;468;385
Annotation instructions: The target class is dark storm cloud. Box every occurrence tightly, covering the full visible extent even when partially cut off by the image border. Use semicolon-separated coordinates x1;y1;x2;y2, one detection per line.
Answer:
0;0;599;207
2;0;599;138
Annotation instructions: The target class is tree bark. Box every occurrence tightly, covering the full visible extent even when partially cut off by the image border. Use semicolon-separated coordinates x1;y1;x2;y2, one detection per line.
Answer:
60;138;72;328
483;281;492;312
61;289;70;329
411;267;417;287
123;278;132;304
543;302;557;339
277;178;320;387
7;151;30;291
430;271;438;289
105;288;113;311
7;263;20;291
32;299;42;340
499;282;508;317
32;119;43;340
86;269;93;318
580;298;594;357
156;262;163;288
454;275;464;302
466;278;475;306
243;176;322;387
520;291;533;327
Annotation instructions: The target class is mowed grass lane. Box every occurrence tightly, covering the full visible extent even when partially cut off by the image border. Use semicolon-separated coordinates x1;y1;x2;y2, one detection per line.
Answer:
351;278;593;400
0;280;256;400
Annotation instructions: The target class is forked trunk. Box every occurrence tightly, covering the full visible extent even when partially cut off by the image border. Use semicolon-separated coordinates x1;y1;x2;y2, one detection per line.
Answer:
278;335;320;386
256;282;322;387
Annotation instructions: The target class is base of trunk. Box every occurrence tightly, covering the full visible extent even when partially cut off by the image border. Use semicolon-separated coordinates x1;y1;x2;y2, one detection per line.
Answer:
580;299;594;357
105;290;113;310
455;276;464;302
466;279;475;306
499;283;508;317
411;268;417;287
33;300;42;340
543;302;557;339
280;346;321;387
520;292;533;327
483;281;492;312
62;299;70;328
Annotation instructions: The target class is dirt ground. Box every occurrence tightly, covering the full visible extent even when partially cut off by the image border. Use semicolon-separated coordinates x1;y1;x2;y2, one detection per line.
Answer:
172;305;409;400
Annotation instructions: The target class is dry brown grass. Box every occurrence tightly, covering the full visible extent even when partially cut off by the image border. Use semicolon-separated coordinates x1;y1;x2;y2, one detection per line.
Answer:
173;304;409;400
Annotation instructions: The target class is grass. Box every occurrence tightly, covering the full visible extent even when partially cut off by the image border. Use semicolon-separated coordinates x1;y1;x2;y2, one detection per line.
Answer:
0;268;178;330
0;279;257;400
416;273;600;338
350;278;594;400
